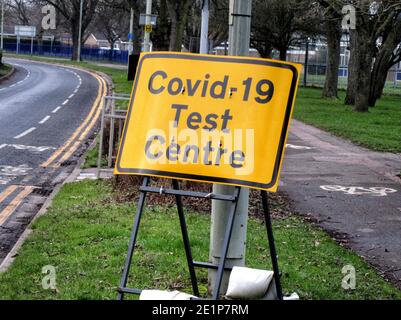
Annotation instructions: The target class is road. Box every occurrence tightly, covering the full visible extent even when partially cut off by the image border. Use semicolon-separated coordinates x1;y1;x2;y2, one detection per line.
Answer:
0;58;106;263
283;120;401;288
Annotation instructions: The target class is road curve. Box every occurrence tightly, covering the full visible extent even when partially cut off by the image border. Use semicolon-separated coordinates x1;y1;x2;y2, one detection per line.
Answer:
0;58;107;263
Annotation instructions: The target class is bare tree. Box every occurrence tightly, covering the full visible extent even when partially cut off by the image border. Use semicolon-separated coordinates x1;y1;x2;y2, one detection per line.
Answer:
166;0;191;51
251;0;319;61
320;0;401;112
39;0;100;61
317;0;343;98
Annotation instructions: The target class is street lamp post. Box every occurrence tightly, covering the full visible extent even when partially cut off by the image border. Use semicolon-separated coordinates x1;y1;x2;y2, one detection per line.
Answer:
1;0;5;51
77;0;84;62
143;0;152;52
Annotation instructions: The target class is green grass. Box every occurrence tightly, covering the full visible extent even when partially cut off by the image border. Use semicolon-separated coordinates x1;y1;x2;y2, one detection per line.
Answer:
293;88;401;153
0;63;12;77
0;179;399;300
81;137;106;169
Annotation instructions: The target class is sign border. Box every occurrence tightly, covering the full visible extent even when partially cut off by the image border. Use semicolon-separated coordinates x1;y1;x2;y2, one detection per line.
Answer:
116;53;299;190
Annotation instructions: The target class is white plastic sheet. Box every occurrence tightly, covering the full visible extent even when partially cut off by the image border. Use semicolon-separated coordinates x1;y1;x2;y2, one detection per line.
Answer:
226;267;274;299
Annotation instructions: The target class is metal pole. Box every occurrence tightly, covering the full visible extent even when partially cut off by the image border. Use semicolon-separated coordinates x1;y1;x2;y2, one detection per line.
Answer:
128;8;134;55
208;0;252;297
143;0;152;52
1;0;4;51
77;0;84;62
200;0;209;54
304;38;309;87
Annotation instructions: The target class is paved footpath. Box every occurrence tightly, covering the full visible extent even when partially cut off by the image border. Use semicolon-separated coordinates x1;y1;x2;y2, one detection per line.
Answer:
282;120;401;288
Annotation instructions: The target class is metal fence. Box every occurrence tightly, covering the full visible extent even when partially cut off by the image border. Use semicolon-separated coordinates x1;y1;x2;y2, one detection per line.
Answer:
97;94;130;178
3;42;129;64
285;39;401;93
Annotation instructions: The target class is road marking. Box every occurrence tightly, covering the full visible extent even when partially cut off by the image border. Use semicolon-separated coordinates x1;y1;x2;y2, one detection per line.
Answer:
55;75;106;167
76;172;97;181
62;99;69;105
14;127;36;139
0;164;32;185
0;144;56;153
52;106;62;113
0;144;7;150
68;93;75;99
0;186;34;226
0;64;31;91
320;185;398;197
0;185;18;204
42;73;105;168
286;144;314;150
39;115;51;124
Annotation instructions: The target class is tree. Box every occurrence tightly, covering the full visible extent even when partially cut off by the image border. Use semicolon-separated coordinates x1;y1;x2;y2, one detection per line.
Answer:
40;0;100;61
368;14;401;106
318;0;343;98
251;0;319;61
166;0;191;51
152;0;170;51
320;0;401;112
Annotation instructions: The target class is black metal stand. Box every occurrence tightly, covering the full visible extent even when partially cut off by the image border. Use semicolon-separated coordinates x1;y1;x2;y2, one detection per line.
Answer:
117;176;283;300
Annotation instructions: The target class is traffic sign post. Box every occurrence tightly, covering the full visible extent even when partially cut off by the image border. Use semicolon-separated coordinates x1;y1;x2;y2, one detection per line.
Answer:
114;52;301;300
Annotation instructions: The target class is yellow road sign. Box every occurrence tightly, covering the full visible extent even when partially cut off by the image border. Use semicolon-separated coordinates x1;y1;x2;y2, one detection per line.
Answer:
145;24;152;33
115;52;301;191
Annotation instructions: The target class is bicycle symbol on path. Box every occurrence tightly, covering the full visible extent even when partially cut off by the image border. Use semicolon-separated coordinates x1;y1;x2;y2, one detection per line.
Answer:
320;185;398;197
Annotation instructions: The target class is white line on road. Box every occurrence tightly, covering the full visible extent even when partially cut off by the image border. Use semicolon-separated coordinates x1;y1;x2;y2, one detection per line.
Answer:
0;144;7;150
68;93;75;99
39;116;51;124
14;127;36;139
62;99;69;105
52;106;62;113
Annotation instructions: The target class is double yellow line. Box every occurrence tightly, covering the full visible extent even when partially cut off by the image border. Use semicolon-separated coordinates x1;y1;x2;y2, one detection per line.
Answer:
41;71;107;168
0;185;34;226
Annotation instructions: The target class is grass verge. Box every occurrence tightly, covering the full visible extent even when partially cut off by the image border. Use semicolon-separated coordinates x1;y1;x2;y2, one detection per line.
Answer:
293;88;401;153
0;63;12;78
0;179;400;300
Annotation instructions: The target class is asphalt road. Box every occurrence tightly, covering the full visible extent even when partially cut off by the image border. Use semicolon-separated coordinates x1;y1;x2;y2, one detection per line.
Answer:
282;120;401;288
0;58;105;263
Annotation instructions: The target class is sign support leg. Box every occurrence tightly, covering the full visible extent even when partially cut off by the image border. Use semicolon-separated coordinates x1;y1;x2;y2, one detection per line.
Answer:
261;191;283;300
117;177;150;300
172;179;200;297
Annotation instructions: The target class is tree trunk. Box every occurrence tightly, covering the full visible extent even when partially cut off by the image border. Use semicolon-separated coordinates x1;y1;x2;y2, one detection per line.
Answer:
109;40;115;62
279;48;287;61
153;0;170;51
345;30;358;105
167;0;191;52
71;23;80;61
322;17;342;98
369;54;390;107
354;40;372;112
368;22;401;107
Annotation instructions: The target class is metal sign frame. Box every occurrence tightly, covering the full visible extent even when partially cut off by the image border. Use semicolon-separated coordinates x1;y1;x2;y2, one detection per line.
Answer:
117;177;283;300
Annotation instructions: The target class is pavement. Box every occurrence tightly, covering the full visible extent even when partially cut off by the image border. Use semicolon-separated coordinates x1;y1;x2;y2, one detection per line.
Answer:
0;58;107;265
282;120;401;288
